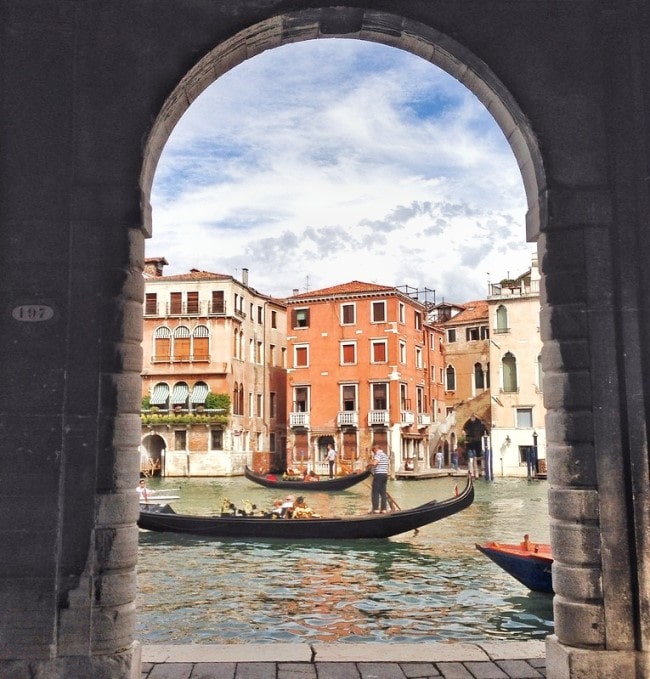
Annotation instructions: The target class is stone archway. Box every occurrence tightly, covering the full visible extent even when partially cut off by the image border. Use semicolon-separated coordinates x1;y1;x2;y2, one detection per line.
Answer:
2;4;648;678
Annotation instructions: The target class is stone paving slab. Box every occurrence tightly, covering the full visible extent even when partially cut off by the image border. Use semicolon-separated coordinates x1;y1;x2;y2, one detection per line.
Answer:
140;643;548;679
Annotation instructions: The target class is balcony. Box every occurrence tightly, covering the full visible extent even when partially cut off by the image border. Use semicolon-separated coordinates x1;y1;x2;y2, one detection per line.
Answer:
337;411;358;428
417;413;431;427
400;411;415;425
368;410;390;426
289;412;310;428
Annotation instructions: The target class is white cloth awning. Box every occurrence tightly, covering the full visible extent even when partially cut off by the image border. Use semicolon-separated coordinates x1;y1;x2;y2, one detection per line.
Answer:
171;383;189;405
190;383;209;404
150;383;170;406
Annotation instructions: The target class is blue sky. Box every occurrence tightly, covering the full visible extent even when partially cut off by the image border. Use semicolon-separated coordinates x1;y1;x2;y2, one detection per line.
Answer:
149;39;534;302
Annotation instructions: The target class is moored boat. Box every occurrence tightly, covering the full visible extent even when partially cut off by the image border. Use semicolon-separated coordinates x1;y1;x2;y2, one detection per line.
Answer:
475;535;553;593
138;474;474;540
244;465;372;491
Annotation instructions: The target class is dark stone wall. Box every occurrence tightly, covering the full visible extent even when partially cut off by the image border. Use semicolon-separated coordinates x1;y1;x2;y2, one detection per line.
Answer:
0;1;648;677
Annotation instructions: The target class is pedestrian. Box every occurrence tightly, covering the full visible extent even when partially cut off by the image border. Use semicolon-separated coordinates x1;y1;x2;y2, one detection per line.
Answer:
370;445;390;513
326;443;337;479
467;447;477;478
451;449;459;471
435;447;444;469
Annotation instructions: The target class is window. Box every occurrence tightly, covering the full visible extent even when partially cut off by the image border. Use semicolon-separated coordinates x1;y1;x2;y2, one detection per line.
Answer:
474;362;485;389
232;383;239;415
537;354;543;391
414;311;422;330
294;345;309;368
269;432;276;452
170;292;182;315
271;310;277;328
371;383;387;410
211;429;223;450
439;367;444;384
294;386;309;412
281;347;287;368
496;305;508;333
270;392;277;418
211;290;225;314
341;342;357;365
466;326;480;341
371;340;387;363
416;387;424;413
269;344;276;367
399;341;407;364
502;352;518;392
516;407;533;428
153;326;171;361
149;382;170;409
293;308;310;328
446;365;456;391
187;291;199;314
481;326;490;339
173;326;190;360
256;340;263;364
447;328;456;343
190;381;209;408
341;384;357;411
371;301;386;323
256;393;263;417
174;430;187;450
192;325;209;360
257;306;263;324
145;293;157;315
400;384;409;410
399;303;405;324
415;347;423;369
171;381;189;409
431;365;436;382
341;303;355;325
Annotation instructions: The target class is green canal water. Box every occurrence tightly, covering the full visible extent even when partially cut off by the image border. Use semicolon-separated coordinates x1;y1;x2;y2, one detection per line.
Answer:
136;475;553;644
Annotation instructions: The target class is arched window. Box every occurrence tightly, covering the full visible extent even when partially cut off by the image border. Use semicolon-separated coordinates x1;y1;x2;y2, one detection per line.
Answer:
149;382;170;410
153;326;171;361
474;362;485;389
232;382;239;415
170;381;189;409
502;352;518;392
239;384;245;416
446;365;456;391
496;305;508;333
173;325;190;360
233;328;239;359
192;325;209;361
190;381;209;408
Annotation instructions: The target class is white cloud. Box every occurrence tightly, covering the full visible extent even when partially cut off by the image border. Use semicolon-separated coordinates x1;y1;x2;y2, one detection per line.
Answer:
150;39;533;301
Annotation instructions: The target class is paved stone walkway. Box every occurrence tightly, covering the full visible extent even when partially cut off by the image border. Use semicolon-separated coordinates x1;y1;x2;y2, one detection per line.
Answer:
141;641;546;678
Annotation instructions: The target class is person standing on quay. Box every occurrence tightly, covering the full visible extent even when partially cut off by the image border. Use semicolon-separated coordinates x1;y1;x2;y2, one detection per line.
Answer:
326;443;337;479
370;445;390;513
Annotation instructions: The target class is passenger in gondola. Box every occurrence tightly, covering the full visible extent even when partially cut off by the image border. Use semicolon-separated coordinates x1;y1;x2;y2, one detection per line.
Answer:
280;495;295;518
303;470;320;482
292;496;318;519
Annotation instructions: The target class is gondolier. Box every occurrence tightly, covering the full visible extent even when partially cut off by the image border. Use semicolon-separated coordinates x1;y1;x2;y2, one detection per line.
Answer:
326;443;337;478
370;445;390;513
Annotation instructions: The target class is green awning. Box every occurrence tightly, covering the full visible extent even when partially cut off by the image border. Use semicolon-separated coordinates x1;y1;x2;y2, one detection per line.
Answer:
190;383;209;404
171;383;189;405
150;383;170;406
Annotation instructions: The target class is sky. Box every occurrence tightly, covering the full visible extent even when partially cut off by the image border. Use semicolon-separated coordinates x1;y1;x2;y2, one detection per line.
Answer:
149;39;534;304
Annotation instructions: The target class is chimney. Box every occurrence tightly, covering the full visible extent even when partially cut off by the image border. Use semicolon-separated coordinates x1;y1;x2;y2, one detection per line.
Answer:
144;257;168;277
292;288;299;296
242;268;249;286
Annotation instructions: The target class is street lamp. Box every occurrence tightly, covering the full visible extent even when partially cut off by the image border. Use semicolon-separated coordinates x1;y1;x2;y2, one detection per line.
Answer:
532;431;539;477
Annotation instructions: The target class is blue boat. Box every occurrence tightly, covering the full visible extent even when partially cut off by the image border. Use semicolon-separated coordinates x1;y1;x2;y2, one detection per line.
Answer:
475;536;553;593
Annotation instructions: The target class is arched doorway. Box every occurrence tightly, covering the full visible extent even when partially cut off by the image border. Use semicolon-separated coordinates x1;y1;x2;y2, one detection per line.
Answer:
140;433;167;477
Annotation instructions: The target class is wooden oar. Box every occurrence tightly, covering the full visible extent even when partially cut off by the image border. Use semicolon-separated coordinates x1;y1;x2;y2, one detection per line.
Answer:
362;479;401;512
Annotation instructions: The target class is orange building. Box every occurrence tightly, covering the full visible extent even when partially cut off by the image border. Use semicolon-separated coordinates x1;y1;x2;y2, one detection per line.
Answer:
140;259;287;476
285;281;445;476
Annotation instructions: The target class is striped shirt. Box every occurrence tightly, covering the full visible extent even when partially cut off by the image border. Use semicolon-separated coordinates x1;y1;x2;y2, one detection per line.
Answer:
373;449;390;475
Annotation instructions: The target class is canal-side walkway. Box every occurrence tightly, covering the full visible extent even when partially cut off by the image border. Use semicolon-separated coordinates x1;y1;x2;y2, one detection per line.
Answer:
141;641;546;678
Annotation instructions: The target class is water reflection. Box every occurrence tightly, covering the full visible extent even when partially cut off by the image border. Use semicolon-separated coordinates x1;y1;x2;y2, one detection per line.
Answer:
137;476;553;644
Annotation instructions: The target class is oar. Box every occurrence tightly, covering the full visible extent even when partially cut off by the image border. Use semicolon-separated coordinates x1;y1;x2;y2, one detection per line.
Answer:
362;479;401;512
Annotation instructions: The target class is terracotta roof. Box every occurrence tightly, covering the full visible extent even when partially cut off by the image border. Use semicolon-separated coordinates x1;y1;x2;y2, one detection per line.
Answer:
147;269;232;282
287;280;395;300
442;300;488;325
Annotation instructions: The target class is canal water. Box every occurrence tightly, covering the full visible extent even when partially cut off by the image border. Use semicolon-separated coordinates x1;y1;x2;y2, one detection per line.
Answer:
137;475;553;644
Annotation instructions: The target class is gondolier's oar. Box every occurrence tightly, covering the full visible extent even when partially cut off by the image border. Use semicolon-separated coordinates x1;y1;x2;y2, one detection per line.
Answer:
362;479;401;512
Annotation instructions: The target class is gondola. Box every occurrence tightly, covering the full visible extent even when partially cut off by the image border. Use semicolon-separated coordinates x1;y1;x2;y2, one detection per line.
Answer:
475;535;553;593
244;465;372;491
138;475;474;540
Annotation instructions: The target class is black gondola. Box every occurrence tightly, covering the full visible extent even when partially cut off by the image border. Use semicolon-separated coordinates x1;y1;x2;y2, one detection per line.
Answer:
137;475;474;540
244;465;372;491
